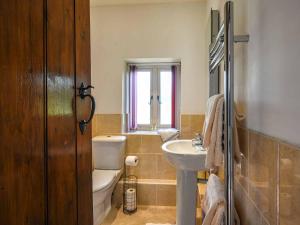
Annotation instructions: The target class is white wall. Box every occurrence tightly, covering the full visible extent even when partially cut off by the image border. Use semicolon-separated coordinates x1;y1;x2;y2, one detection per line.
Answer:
91;2;208;114
207;0;300;146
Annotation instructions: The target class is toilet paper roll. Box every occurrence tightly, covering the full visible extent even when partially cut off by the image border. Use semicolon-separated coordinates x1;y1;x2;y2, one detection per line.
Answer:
125;156;139;167
126;188;136;211
126;188;136;199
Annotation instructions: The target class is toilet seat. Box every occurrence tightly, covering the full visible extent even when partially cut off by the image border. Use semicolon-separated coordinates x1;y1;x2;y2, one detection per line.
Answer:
92;169;122;225
93;169;121;192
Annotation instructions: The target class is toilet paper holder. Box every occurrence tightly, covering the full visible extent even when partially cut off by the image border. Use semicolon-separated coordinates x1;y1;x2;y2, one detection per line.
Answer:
123;175;137;214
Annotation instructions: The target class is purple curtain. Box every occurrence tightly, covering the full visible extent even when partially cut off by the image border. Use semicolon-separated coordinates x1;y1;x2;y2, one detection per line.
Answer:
171;65;177;128
129;65;137;131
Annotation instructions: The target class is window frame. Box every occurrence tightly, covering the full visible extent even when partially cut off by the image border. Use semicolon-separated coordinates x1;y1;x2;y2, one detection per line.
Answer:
135;66;154;131
128;63;179;131
157;66;173;129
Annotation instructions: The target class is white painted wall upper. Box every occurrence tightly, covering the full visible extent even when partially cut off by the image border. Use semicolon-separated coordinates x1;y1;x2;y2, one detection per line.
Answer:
91;2;208;114
207;0;300;146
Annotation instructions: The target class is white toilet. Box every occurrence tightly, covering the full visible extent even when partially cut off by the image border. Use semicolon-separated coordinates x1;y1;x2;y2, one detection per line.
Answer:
92;135;126;225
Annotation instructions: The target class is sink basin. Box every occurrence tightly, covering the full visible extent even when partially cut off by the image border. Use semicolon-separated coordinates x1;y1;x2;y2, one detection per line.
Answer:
161;140;207;225
162;139;206;171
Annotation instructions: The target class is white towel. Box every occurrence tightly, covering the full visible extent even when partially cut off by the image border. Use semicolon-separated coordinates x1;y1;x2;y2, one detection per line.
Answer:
202;174;225;225
201;174;240;225
157;128;180;142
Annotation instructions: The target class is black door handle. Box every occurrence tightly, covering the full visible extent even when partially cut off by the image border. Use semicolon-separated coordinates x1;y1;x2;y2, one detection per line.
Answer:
77;82;96;134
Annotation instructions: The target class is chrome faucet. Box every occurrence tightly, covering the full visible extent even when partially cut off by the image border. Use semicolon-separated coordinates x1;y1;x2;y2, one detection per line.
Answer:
192;133;203;147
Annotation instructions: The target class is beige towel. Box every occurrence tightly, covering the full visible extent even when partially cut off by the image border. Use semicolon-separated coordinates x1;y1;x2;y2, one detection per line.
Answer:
202;94;224;147
203;95;243;169
210;202;225;225
205;97;224;169
202;174;240;225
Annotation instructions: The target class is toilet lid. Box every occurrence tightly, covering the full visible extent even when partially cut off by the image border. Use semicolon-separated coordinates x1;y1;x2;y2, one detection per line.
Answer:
93;169;121;192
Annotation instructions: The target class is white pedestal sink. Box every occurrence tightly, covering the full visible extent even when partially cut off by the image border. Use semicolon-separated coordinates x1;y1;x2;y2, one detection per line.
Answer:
162;140;207;225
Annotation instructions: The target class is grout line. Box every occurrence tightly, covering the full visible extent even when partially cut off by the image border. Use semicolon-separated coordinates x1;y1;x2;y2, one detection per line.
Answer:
155;183;158;206
156;154;159;181
246;128;250;194
237;181;268;224
261;215;271;225
276;143;280;225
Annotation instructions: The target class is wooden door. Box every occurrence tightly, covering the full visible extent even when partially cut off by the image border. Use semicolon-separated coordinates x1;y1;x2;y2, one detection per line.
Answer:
46;0;78;224
47;0;93;225
0;1;46;225
75;1;94;224
0;0;93;224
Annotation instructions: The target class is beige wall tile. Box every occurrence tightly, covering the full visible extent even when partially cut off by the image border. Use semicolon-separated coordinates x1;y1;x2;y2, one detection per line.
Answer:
112;181;123;208
236;127;249;192
248;131;278;225
92;114;122;136
197;183;206;208
279;143;300;225
234;180;264;225
92;114;98;137
157;154;176;180
137;183;157;205
157;184;176;206
140;135;163;154
136;182;177;206
125;134;163;154
180;114;205;139
235;129;300;225
238;127;249;158
126;135;142;154
260;216;270;225
125;134;175;181
126;154;157;179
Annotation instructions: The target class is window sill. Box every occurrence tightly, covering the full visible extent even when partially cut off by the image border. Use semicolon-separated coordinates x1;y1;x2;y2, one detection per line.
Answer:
123;130;159;136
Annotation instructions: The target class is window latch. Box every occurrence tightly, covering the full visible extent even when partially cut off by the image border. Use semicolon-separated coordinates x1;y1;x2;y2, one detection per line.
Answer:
157;95;162;104
148;95;153;105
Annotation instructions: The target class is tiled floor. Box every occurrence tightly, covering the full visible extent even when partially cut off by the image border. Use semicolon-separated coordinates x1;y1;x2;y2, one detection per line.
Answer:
102;205;202;225
101;206;176;225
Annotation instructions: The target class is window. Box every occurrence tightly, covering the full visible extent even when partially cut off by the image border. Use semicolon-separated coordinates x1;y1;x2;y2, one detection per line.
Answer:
127;64;180;131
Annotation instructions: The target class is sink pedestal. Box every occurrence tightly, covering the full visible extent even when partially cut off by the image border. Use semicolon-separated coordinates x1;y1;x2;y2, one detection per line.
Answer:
162;140;206;225
176;170;198;225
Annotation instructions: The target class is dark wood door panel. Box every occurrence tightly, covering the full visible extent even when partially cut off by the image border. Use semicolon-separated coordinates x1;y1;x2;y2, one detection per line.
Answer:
47;0;77;225
0;0;93;224
75;0;93;224
0;1;46;225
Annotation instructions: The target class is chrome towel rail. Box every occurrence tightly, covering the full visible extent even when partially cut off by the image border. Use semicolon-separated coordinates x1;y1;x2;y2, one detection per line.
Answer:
210;23;224;56
208;2;249;225
224;3;235;225
209;5;249;73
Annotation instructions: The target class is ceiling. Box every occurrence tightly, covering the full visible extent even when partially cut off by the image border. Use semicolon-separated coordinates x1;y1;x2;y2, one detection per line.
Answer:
90;0;204;7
